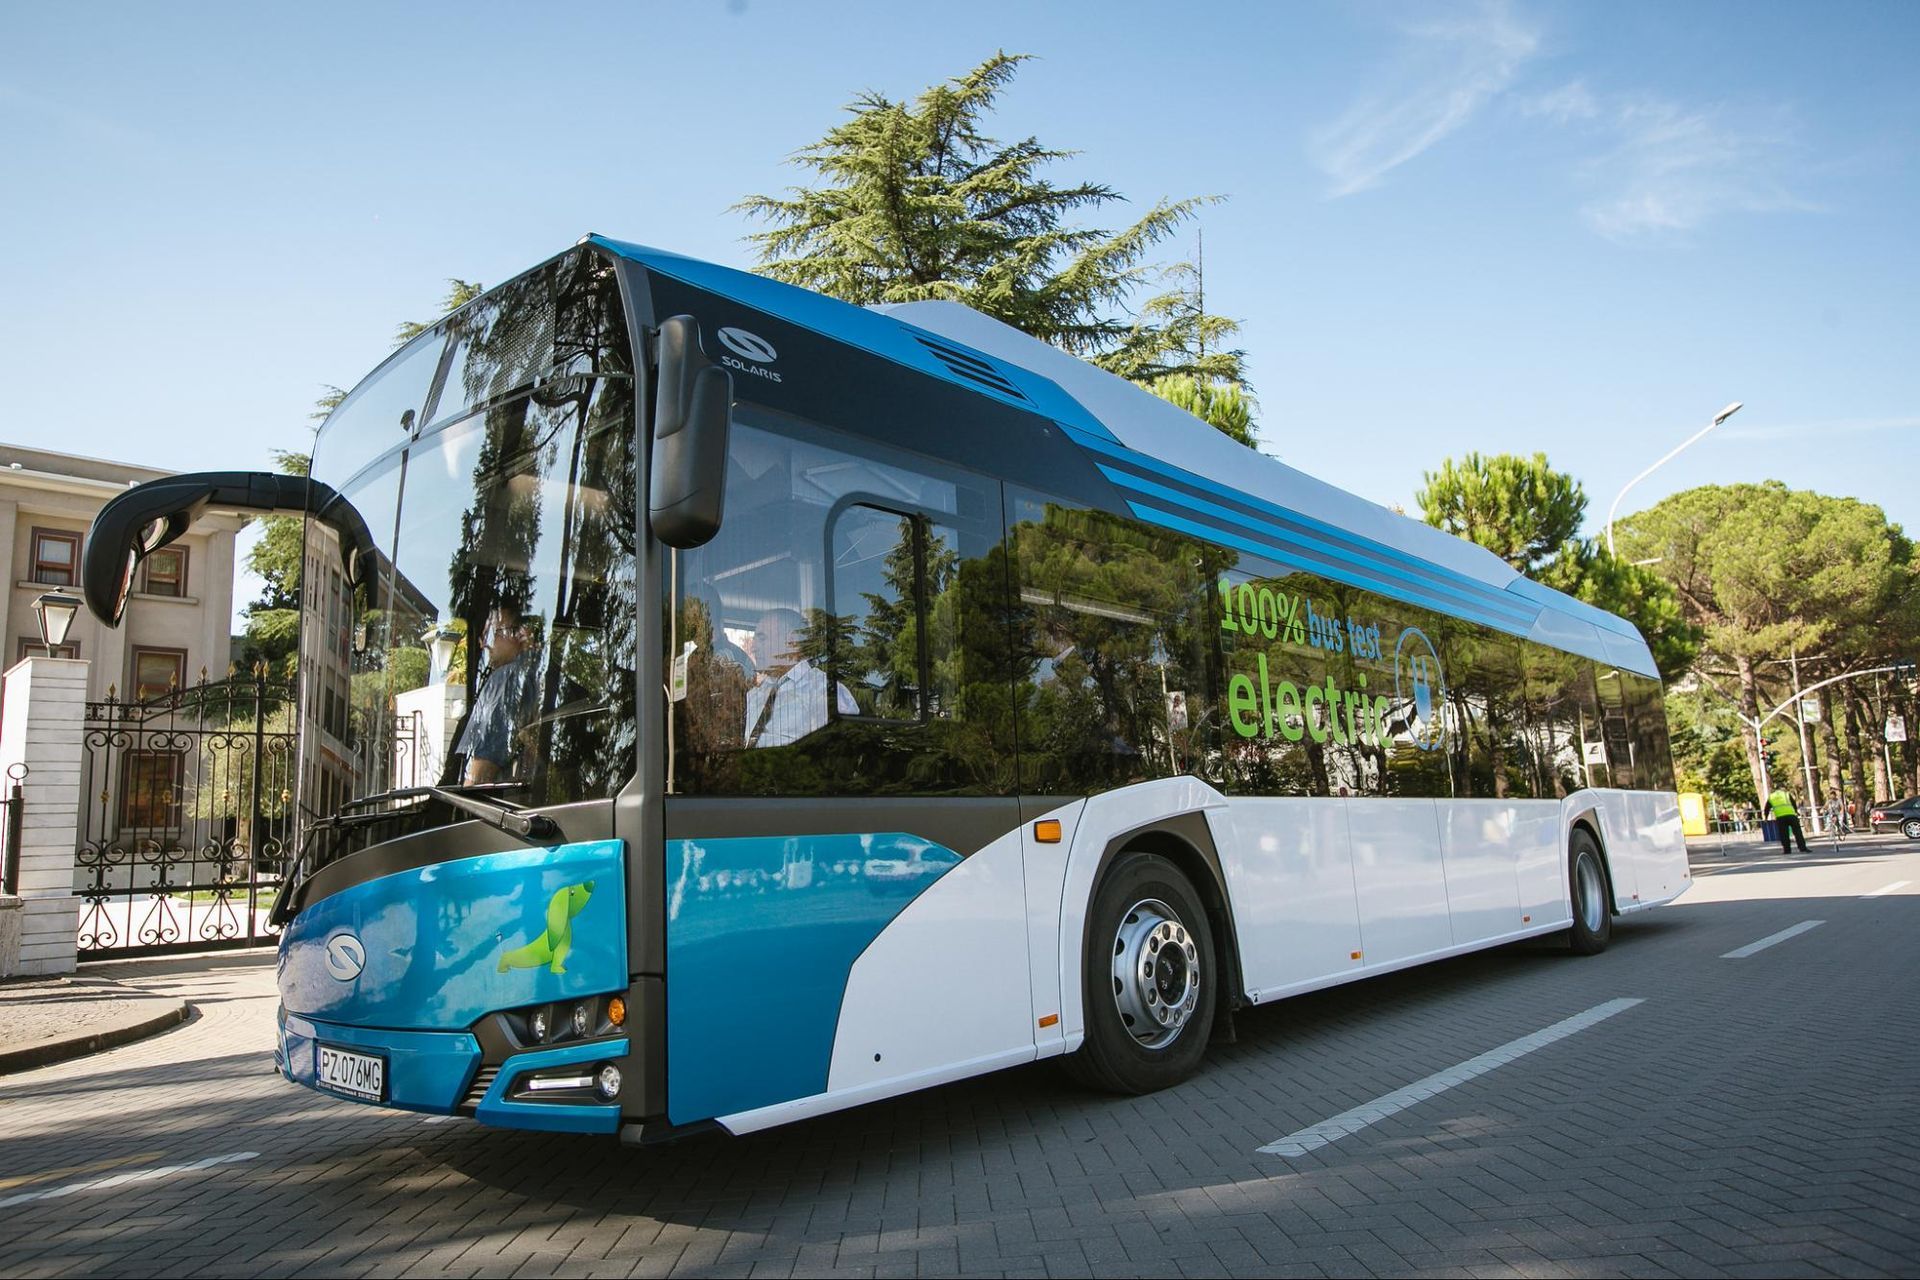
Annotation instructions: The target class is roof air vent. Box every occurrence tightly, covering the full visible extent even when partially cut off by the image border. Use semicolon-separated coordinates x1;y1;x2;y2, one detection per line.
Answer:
911;335;1030;403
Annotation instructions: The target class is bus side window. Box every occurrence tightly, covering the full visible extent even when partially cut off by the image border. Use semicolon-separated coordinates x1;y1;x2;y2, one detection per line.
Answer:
671;417;1010;797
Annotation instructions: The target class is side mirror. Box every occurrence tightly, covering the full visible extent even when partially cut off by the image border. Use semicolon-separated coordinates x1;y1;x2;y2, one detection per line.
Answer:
648;316;733;549
83;471;375;627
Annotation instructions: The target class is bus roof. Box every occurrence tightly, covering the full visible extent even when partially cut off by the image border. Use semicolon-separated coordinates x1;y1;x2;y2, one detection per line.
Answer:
589;234;1660;679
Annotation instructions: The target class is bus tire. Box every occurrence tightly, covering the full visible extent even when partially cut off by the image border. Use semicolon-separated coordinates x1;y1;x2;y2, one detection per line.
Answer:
1567;828;1612;955
1065;851;1216;1095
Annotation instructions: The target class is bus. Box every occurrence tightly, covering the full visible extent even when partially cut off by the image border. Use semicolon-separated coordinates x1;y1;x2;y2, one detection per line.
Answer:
81;235;1687;1140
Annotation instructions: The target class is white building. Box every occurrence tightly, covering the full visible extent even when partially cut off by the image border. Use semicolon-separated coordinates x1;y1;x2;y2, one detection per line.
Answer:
0;444;243;706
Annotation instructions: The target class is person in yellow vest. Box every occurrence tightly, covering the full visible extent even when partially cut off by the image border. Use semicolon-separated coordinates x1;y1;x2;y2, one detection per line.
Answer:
1768;787;1809;854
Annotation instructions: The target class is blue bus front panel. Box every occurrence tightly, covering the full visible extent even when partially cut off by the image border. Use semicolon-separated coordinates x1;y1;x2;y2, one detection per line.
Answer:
277;839;627;1133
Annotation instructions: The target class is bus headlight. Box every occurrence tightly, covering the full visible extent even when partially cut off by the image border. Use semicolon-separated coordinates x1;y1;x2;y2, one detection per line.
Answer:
571;1003;591;1038
596;1064;621;1099
529;1009;550;1041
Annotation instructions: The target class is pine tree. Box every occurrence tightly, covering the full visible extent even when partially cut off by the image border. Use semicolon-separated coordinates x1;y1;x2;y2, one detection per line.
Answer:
738;54;1252;409
395;279;485;349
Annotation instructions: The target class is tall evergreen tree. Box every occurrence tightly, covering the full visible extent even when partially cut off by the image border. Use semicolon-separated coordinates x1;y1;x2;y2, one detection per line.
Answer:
738;54;1253;419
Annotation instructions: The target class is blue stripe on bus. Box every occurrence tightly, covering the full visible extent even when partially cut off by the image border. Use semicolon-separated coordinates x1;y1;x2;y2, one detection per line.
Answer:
1072;431;1499;587
1098;464;1541;629
1120;499;1547;640
665;832;964;1124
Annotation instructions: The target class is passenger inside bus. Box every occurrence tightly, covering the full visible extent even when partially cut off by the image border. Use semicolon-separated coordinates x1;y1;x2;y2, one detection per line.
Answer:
742;607;858;748
457;603;542;783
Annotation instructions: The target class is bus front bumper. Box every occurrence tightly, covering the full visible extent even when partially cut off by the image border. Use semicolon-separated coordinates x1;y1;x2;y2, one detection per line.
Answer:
277;1009;627;1135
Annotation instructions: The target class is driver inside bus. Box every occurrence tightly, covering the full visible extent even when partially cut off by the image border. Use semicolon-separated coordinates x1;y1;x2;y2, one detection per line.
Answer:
742;607;857;748
457;603;541;783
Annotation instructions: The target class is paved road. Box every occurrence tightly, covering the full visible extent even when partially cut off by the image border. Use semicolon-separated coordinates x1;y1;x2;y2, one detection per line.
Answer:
2;837;1916;1278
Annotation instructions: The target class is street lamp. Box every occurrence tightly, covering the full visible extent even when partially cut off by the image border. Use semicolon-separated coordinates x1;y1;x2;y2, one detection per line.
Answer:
1606;401;1742;557
32;591;81;650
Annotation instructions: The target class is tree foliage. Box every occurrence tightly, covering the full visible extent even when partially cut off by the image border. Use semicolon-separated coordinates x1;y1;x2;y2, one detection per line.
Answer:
738;53;1253;424
1616;482;1918;808
237;449;312;676
1416;452;1699;683
1147;373;1257;449
394;278;484;349
1416;452;1585;576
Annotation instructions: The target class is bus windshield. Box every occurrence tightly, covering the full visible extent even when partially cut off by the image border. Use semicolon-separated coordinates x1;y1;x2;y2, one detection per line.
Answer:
300;247;638;823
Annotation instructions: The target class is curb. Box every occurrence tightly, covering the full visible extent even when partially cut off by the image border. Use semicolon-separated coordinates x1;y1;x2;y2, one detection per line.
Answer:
0;999;191;1075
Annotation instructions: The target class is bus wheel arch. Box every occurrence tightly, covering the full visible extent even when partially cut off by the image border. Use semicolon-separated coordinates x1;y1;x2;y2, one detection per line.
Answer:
1065;842;1220;1093
1564;809;1620;915
1057;810;1245;1093
1087;813;1247;1028
1565;817;1614;955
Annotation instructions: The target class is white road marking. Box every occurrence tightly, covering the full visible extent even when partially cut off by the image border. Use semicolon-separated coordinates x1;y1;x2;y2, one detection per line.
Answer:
1256;998;1644;1158
1863;881;1910;898
1722;919;1825;959
0;1151;256;1209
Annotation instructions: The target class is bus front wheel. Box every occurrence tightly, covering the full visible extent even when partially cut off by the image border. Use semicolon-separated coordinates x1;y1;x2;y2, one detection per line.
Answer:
1567;828;1613;955
1066;851;1216;1095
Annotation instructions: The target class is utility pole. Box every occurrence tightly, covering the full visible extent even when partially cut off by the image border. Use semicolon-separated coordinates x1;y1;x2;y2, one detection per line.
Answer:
1790;649;1821;831
1877;673;1896;793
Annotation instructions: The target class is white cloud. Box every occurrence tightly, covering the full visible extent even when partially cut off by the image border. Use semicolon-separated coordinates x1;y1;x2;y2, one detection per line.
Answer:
1520;80;1599;124
1578;95;1811;239
1309;1;1539;197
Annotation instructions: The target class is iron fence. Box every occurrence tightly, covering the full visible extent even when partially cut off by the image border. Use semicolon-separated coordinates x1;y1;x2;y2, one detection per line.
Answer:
74;668;296;958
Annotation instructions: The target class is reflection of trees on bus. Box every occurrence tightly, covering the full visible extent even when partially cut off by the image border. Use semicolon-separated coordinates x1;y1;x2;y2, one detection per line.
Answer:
663;420;1674;805
439;253;637;803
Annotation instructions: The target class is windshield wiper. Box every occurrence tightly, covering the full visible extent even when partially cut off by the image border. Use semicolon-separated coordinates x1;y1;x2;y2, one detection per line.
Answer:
271;784;559;928
334;783;559;840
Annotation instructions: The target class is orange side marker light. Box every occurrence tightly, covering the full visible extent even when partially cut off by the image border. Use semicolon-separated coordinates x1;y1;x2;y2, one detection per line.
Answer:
607;996;627;1026
1033;820;1063;843
1350;950;1363;960
1038;1014;1060;1028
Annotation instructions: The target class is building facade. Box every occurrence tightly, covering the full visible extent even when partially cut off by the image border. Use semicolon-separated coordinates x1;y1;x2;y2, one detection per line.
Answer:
0;444;243;706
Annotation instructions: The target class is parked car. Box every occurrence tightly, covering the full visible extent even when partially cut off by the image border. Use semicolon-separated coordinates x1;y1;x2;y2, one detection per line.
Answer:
1867;796;1920;839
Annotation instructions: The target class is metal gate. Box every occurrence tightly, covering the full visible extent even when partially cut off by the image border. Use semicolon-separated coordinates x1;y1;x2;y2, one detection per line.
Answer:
75;668;297;959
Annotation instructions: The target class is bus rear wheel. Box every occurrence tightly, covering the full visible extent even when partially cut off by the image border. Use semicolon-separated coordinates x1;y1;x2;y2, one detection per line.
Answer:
1567;829;1613;956
1066;851;1216;1095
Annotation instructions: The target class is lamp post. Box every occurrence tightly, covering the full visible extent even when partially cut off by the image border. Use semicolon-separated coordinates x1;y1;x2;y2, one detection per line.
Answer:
32;591;82;651
1607;401;1742;557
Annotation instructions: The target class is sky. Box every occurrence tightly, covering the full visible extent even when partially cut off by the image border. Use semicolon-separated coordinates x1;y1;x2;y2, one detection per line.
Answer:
3;1;1916;627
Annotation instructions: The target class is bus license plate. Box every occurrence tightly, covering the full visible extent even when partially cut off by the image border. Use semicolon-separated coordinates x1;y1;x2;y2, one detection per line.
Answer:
316;1045;386;1102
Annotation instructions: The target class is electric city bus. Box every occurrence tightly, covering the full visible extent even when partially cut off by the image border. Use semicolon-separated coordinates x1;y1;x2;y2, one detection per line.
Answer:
81;235;1686;1141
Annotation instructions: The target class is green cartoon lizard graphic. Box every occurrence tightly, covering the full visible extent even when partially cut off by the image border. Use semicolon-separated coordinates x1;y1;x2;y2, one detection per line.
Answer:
498;880;595;975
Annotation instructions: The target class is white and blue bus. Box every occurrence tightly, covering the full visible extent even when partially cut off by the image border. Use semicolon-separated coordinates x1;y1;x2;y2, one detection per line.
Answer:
82;236;1686;1140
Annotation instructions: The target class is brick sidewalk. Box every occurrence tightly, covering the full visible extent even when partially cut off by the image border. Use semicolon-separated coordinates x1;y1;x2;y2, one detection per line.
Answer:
0;855;1916;1277
0;969;188;1073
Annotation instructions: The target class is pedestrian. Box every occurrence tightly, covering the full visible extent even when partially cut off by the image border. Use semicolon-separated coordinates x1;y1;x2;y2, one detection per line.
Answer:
1768;786;1810;854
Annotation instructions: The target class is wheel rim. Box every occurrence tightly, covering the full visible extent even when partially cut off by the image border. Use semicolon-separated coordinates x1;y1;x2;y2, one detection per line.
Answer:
1111;897;1200;1050
1575;851;1606;933
1904;819;1920;840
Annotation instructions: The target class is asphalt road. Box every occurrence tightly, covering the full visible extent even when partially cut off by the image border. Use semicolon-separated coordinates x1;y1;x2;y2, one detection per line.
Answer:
1;834;1916;1278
